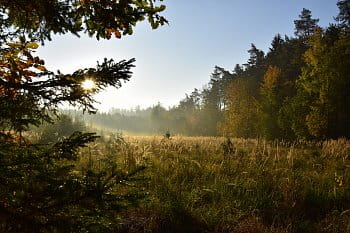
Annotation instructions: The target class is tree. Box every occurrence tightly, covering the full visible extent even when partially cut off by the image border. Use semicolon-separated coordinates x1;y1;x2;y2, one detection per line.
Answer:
245;43;265;68
335;0;350;28
294;8;319;38
36;114;86;144
260;66;282;139
0;0;167;133
296;27;350;138
233;64;244;76
200;66;235;135
244;43;266;89
1;0;167;42
220;78;260;138
264;35;309;139
173;89;202;135
0;0;167;231
150;102;168;133
0;40;136;138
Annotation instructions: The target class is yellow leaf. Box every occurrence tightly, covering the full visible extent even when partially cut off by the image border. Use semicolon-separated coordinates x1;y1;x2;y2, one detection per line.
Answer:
26;42;39;49
35;65;47;71
7;42;21;48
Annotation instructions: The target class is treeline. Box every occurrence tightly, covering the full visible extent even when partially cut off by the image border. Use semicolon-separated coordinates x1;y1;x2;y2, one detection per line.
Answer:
220;4;350;140
71;2;350;139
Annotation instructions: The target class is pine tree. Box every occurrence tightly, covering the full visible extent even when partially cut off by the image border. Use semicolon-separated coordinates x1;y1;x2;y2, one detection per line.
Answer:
294;8;319;38
335;0;350;28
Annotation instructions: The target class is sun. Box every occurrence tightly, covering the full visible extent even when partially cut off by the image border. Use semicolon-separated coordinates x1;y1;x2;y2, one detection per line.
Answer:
81;79;96;90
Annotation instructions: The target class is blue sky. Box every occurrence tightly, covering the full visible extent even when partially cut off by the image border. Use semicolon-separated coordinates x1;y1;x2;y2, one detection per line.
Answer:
37;0;339;111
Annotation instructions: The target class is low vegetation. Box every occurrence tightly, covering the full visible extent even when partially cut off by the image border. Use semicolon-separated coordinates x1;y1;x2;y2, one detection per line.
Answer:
80;134;350;232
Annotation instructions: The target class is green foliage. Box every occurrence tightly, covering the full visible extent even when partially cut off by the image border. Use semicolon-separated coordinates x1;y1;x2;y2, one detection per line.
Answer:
294;8;319;38
335;0;350;28
296;27;350;138
260;66;282;139
0;0;167;42
220;77;260;138
278;94;311;139
0;132;98;232
0;133;149;232
34;114;86;144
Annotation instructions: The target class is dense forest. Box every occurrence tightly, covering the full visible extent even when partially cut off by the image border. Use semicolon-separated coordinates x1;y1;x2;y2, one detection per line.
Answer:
66;4;350;140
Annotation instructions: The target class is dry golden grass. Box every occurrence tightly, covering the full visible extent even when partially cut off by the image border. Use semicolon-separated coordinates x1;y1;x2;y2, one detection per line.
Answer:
78;135;350;232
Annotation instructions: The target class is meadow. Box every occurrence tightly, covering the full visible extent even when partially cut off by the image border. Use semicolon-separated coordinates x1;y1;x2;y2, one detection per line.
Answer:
77;135;350;233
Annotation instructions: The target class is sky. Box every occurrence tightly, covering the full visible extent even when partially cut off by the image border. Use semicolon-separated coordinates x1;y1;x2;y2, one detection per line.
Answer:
37;0;339;112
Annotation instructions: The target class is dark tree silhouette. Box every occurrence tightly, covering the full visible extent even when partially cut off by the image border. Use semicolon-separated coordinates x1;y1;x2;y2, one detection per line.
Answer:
335;0;350;28
294;8;319;38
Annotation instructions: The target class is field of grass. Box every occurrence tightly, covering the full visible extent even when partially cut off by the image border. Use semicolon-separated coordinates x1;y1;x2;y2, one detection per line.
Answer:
77;135;350;233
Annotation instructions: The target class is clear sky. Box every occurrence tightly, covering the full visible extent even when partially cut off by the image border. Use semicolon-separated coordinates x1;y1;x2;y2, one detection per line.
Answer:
37;0;339;112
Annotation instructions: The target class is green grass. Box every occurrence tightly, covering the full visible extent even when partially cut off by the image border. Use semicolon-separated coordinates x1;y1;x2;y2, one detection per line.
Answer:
78;135;350;233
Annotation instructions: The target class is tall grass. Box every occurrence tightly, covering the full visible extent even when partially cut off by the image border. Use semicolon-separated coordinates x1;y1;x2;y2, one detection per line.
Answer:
79;135;350;233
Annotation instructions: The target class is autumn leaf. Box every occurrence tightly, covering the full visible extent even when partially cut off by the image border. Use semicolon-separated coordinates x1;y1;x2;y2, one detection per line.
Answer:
34;64;47;71
114;30;122;39
26;42;39;49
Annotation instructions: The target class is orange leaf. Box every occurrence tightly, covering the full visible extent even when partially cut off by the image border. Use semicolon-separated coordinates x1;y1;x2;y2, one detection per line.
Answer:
34;65;47;71
114;30;121;39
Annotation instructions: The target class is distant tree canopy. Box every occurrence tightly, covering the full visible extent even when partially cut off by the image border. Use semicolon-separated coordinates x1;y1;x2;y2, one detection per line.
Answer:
0;0;166;232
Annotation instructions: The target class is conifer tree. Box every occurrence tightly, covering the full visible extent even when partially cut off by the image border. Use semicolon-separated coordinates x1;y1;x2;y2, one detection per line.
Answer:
335;0;350;28
294;8;319;38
